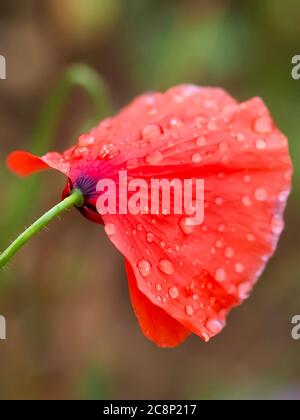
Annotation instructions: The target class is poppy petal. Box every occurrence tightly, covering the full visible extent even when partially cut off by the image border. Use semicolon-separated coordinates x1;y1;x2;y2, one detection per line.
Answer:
7;150;70;177
126;260;190;347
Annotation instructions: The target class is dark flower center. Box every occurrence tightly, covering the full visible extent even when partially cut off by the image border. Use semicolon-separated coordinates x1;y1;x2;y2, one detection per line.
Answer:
73;175;98;200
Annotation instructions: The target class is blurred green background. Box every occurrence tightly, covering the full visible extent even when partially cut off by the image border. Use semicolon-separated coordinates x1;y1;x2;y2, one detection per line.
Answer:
0;0;300;400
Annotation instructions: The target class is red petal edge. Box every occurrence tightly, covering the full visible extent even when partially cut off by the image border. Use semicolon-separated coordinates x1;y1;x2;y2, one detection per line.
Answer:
126;260;190;347
7;151;49;177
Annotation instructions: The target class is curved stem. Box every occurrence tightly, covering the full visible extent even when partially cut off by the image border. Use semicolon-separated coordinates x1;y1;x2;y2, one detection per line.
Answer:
0;190;84;270
2;64;113;248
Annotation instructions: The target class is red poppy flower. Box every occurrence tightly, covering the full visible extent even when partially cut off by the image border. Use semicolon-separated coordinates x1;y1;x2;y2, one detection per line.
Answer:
7;85;292;347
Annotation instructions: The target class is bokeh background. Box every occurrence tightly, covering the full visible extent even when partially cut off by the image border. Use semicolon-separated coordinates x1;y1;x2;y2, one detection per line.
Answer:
0;0;300;400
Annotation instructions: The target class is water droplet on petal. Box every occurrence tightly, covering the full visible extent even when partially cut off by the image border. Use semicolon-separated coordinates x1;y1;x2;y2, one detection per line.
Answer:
254;187;268;202
169;286;179;299
270;215;284;234
179;217;195;234
254;116;273;134
237;133;245;142
224;247;234;258
242;196;252;207
141;123;163;139
235;262;245;273
99;143;120;160
206;319;224;334
74;147;89;158
78;134;95;147
238;282;252;299
207;121;218;131
137;259;152;277
255;139;266;150
215;268;226;282
158;259;174;275
196;136;206;146
156;283;162;292
126;158;140;169
145;150;163;165
146;232;154;243
104;223;116;236
185;305;194;316
214;197;223;206
169;117;182;127
243;175;251;183
192;153;202;163
246;233;256;242
217;224;225;233
204;99;218;110
278;190;289;203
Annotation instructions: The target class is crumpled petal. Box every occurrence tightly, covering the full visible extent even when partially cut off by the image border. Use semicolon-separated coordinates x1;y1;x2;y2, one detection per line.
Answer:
100;93;292;342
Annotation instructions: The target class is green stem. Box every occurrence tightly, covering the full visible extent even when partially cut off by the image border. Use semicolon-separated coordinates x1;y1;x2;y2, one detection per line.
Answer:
1;64;113;248
0;190;84;270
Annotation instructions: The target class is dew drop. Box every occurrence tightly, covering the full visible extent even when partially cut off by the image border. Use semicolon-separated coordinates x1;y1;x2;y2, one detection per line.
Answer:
196;136;206;146
156;283;162;292
255;138;266;150
78;134;95;147
141;123;163;139
126;158;140;169
158;259;174;275
237;133;245;142
242;196;252;207
246;233;256;242
204;99;218;110
216;240;223;248
278;190;289;203
169;286;179;299
254;187;268;202
206;319;224;334
217;224;225;233
214;197;224;206
215;268;226;282
254;116;272;134
179;217;195;234
224;247;234;258
243;175;251;183
238;282;251;299
145;150;163;165
146;232;154;243
207;121;218;131
74;147;89;158
104;223;116;236
99;143;120;160
185;305;194;316
169;117;182;127
235;262;245;273
192;153;202;163
270;215;284;234
137;259;152;277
